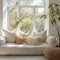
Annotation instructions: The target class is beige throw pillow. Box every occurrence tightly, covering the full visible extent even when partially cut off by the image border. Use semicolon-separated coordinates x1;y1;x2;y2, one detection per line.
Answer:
26;36;42;45
33;30;47;42
16;36;27;44
16;29;32;44
3;29;16;43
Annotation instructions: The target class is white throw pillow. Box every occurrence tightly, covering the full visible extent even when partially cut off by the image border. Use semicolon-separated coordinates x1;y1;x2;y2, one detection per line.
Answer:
46;36;58;47
26;36;42;45
3;29;16;43
33;30;47;42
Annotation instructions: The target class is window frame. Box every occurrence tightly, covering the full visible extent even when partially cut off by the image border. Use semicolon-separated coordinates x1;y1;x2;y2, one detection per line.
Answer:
3;0;45;32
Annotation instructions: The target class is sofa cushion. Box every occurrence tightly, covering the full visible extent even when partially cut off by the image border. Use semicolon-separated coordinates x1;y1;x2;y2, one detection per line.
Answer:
0;43;48;55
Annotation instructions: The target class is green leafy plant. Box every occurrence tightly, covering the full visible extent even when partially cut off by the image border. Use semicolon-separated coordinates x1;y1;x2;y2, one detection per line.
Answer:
49;3;60;47
40;3;60;47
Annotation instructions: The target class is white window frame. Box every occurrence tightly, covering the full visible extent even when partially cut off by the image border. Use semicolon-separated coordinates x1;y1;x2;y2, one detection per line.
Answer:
3;0;45;32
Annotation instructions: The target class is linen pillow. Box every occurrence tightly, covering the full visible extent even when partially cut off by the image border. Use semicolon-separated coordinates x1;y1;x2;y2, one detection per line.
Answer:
33;30;47;42
16;29;33;44
26;36;42;45
16;36;27;44
46;36;58;47
3;29;16;43
16;29;33;38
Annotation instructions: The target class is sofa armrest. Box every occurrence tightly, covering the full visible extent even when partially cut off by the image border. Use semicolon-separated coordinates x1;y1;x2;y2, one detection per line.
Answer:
46;36;58;47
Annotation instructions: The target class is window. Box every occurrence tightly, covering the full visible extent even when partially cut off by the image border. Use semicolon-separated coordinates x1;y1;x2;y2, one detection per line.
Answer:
3;0;45;33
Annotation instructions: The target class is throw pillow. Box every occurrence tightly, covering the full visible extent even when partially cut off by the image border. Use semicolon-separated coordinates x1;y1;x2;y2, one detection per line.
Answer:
26;36;42;45
16;29;32;44
33;30;47;42
16;29;33;38
3;29;16;43
16;36;27;44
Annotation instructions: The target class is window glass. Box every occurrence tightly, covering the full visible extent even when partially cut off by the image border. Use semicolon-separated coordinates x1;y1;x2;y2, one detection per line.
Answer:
3;0;45;32
35;8;44;32
18;8;33;33
8;8;18;31
19;0;44;6
7;0;17;7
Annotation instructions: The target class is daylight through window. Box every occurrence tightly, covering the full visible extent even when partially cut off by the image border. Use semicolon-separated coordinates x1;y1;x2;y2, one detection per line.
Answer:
3;0;45;33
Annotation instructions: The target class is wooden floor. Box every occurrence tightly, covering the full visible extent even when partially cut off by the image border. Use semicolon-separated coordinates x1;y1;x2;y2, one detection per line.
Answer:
0;56;48;60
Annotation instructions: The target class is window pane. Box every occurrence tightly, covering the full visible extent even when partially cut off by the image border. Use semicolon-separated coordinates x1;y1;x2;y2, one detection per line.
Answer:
35;8;44;32
19;17;33;33
7;0;17;7
19;0;44;6
7;0;44;7
8;8;18;31
3;0;45;32
19;8;33;33
8;7;33;32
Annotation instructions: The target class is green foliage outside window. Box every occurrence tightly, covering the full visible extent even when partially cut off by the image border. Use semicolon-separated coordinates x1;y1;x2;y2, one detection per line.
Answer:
7;0;44;33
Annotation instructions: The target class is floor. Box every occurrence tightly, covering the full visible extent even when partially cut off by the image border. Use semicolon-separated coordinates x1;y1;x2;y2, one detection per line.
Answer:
0;56;48;60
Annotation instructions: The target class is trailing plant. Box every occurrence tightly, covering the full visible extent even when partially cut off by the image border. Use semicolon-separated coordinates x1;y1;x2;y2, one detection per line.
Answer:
40;3;60;47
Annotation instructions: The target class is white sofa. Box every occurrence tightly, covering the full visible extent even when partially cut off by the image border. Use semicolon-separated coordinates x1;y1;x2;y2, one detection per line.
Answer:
1;30;57;55
0;43;48;55
0;36;58;55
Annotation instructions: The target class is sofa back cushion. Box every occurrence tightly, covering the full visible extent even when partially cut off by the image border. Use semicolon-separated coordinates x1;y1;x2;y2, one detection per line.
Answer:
26;36;42;45
16;36;27;44
3;29;16;43
33;30;47;42
16;29;33;44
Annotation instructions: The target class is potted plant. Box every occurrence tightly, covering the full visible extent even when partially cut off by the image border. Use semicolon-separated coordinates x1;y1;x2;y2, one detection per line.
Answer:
40;3;60;47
